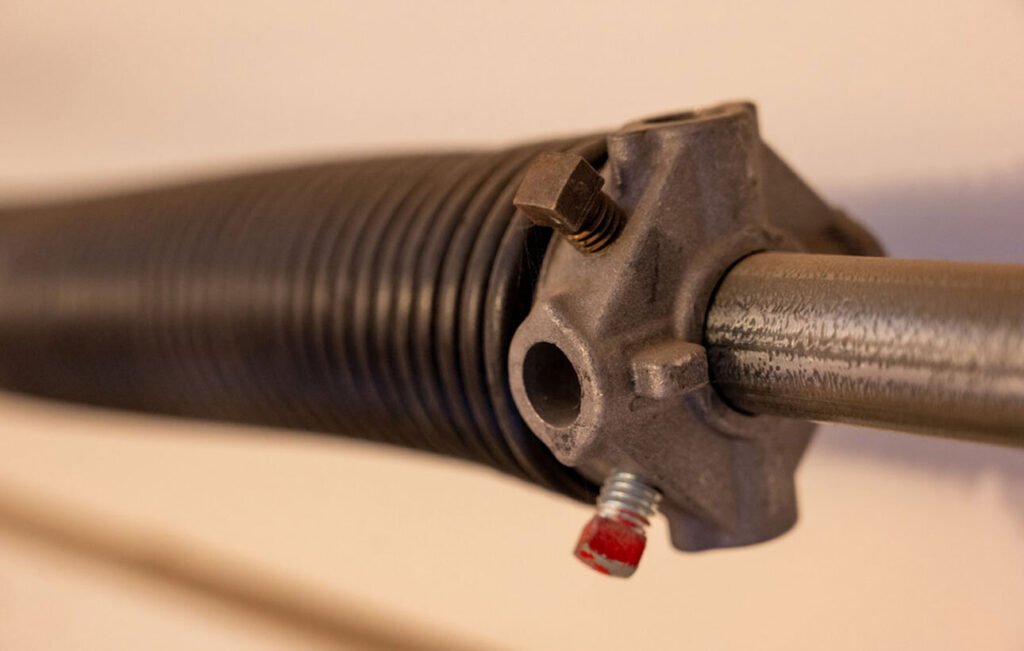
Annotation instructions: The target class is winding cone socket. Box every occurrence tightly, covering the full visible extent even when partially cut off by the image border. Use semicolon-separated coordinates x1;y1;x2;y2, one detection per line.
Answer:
510;102;878;571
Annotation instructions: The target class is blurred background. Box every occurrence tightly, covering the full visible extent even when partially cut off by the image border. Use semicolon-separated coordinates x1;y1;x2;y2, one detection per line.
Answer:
1;1;1022;649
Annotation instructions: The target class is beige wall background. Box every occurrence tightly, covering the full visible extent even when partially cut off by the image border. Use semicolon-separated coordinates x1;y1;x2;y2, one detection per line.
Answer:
1;1;1023;649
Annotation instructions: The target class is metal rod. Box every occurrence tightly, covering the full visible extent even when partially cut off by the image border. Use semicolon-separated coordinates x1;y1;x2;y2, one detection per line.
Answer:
704;252;1024;446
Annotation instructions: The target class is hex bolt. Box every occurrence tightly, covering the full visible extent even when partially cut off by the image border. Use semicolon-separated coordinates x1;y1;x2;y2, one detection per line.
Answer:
513;152;626;253
574;471;661;578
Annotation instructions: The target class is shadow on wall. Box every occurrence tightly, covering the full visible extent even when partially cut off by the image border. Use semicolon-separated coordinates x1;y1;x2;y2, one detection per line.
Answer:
813;165;1024;534
832;164;1024;263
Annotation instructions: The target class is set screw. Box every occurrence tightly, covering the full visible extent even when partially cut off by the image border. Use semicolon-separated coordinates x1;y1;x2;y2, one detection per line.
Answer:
513;152;626;254
574;471;661;578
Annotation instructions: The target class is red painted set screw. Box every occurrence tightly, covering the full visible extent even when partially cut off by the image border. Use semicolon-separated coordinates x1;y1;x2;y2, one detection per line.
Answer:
574;471;661;578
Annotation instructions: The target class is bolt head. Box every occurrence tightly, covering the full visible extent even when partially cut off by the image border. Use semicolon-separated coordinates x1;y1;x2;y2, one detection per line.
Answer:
573;514;647;578
513;152;605;233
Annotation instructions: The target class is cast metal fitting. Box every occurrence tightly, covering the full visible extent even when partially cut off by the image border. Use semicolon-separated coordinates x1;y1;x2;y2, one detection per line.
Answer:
509;102;882;575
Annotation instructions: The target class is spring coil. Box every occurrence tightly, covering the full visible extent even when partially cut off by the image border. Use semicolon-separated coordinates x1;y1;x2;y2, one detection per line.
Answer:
0;138;606;500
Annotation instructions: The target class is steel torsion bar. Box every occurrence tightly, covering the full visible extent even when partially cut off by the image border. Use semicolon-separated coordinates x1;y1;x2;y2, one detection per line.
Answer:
705;252;1024;446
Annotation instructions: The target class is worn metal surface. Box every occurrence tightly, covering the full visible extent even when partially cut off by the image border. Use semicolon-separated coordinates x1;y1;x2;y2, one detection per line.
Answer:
509;102;881;551
706;252;1024;446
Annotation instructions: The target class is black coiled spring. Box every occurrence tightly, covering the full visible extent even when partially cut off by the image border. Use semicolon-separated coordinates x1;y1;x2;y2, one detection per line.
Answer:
0;137;606;500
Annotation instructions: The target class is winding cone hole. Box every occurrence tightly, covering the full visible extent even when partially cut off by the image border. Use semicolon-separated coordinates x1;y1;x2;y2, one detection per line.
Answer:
522;342;582;428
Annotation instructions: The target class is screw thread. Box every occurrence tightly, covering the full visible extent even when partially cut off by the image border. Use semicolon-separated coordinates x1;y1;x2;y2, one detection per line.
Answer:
567;193;625;253
596;471;661;533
